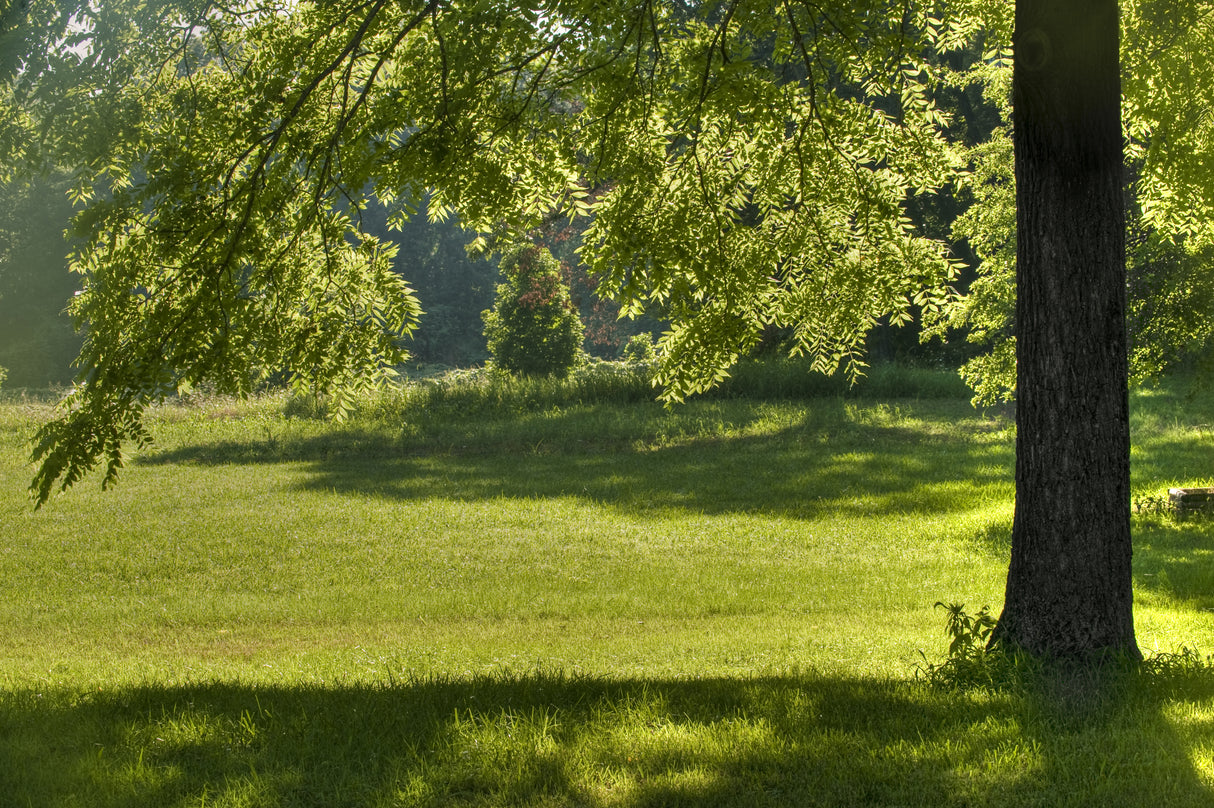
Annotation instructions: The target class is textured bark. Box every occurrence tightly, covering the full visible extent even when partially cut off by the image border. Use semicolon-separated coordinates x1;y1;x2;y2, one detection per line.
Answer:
996;0;1141;659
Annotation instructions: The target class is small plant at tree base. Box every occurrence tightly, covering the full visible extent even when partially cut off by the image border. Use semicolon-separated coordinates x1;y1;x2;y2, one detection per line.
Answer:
0;364;6;391
918;602;1038;690
919;602;1196;693
936;600;999;685
939;601;997;661
482;245;584;378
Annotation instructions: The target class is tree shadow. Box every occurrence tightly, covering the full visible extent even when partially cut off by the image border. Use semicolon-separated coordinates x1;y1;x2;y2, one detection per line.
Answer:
1130;515;1214;610
2;671;1210;807
998;664;1214;807
136;400;1014;521
968;503;1214;614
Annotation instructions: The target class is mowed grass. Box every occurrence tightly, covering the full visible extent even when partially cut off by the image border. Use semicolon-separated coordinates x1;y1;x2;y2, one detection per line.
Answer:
0;366;1213;806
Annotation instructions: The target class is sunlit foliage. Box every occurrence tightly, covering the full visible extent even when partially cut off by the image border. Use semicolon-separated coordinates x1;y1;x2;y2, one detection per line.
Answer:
4;1;1214;499
1;1;978;502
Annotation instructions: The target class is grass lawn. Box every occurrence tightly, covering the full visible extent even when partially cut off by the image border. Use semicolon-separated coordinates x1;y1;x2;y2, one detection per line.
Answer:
1;368;1213;806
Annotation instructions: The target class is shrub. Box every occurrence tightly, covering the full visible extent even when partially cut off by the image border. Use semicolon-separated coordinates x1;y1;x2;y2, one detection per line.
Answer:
621;333;657;364
482;246;584;377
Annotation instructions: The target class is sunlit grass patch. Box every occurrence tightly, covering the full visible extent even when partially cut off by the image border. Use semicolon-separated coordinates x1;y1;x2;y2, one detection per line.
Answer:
2;368;1214;805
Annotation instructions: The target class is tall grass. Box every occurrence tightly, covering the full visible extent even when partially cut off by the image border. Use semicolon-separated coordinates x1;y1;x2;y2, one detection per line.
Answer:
715;358;973;400
282;359;975;427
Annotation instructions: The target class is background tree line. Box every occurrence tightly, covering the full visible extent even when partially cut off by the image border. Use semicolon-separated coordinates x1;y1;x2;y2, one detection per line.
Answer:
0;179;677;387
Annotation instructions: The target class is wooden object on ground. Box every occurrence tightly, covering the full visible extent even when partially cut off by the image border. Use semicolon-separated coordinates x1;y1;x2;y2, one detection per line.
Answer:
1168;487;1214;516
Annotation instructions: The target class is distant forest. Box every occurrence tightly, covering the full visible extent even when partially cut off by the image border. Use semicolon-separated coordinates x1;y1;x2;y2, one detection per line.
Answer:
0;175;950;390
0;174;663;388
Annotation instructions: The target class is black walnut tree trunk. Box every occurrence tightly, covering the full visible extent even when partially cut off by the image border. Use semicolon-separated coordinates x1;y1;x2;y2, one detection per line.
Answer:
996;0;1141;660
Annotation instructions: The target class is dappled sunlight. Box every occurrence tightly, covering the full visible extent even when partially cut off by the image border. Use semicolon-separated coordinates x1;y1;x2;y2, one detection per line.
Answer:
130;398;1016;522
1131;433;1214;495
1131;606;1214;661
5;388;1214;804
1130;380;1214;494
3;672;1210;807
1132;518;1214;611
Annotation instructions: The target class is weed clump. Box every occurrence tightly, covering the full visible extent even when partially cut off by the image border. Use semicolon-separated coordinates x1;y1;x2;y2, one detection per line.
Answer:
919;602;1036;691
920;602;1214;707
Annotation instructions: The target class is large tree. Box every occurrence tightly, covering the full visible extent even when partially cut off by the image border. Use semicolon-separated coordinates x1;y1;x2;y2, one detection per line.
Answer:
926;3;1214;404
0;0;1205;660
995;0;1137;659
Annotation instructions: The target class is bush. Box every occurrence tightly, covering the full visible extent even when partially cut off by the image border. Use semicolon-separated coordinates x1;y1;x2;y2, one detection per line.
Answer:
482;245;584;378
621;333;657;364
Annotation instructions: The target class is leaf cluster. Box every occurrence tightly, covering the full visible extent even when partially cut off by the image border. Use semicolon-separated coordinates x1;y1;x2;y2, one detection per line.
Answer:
578;2;974;401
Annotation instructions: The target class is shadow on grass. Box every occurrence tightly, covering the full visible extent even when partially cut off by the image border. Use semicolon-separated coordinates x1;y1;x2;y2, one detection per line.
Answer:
1;671;1211;807
1131;431;1214;495
1129;515;1214;609
137;400;1014;520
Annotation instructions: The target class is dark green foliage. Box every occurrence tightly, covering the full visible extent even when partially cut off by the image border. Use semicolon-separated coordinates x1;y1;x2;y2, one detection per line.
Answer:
362;197;497;367
533;217;663;360
0;173;81;387
482;246;583;378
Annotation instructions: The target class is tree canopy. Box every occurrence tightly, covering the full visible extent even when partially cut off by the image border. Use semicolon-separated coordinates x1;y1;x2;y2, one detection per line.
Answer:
927;2;1214;402
2;0;983;502
2;0;1212;518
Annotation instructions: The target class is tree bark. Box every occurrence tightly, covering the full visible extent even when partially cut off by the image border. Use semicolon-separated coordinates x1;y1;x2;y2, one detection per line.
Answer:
995;0;1141;660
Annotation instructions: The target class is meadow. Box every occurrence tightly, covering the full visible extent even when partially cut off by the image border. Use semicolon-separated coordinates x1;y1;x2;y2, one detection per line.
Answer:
1;362;1213;806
